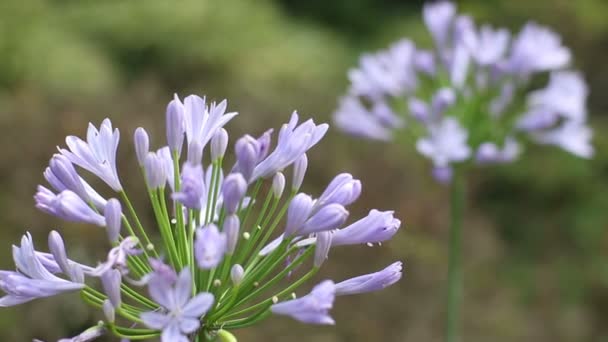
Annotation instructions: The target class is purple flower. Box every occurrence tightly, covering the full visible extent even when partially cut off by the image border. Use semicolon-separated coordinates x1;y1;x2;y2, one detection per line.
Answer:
423;1;456;48
284;193;314;237
299;204;348;236
221;173;247;214
476;138;521;164
35;189;106;226
528;71;588;122
211;128;229;160
533;121;593;158
182;95;237;151
465;25;510;66
416;117;471;168
348;39;417;99
195;224;227;269
166;94;185;154
223;214;240;254
271;280;335;325
89;237;141;276
0;233;84;307
333;96;394;141
157;147;176;190
234;135;259;181
48;230;84;282
272;172;286;198
508;22;570;74
313;173;361;211
292;154;308;192
172;162;206;209
314;232;332;268
414;49;436;75
104;198;122;243
334;262;403;296
101;269;122;308
60;118;122;191
144;151;167;189
252;112;328;181
44;154;107;210
134;127;150;166
432;166;454;184
331;210;401;246
516;108;559;132
141;268;214;342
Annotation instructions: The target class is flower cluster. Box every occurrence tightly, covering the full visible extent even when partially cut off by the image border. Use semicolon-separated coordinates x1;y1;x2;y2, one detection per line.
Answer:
3;94;403;341
334;1;593;182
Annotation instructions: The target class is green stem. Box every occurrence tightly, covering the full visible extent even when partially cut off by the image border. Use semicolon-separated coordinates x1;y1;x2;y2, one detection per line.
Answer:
446;170;465;342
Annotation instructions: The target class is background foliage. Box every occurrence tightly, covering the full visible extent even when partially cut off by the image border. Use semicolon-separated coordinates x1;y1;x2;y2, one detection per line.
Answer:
0;0;606;341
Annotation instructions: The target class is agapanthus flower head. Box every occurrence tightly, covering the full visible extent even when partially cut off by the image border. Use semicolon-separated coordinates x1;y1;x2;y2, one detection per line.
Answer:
334;1;593;183
8;92;402;341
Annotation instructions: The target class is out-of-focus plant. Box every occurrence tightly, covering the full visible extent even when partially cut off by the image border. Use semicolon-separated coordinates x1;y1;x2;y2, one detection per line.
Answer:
333;1;592;341
0;93;402;341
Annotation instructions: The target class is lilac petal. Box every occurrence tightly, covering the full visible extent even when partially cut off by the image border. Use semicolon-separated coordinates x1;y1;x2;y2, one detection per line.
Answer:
182;292;214;318
140;311;170;330
179;317;200;334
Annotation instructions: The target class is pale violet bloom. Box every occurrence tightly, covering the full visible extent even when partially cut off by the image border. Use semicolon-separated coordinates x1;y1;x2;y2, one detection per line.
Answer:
533;121;593;158
423;1;456;48
476;137;521;164
172;162;206;210
335;262;403;296
348;39;417;99
141;268;214;342
44;154;107;209
182;95;238;151
55;325;106;342
0;233;85;307
252;112;328;181
333;96;394;141
332;210;401;246
60;119;122;191
34;189;106;227
313;173;361;212
313;232;332;268
528;71;588;121
416;117;471;168
465;25;510;66
89;237;141;276
508;22;571;74
195;224;227;269
271;280;335;325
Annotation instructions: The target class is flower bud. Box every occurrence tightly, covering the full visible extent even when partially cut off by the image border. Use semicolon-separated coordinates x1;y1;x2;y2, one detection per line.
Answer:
223;214;240;254
314;232;332;268
230;264;245;286
292;154;307;192
166;94;184;153
101;269;122;308
315;173;361;211
211;128;229;161
284;193;314;237
234;135;259;181
134;127;150;166
408;98;429;123
300;204;348;236
104;198;122;243
48;230;71;277
272;172;286;198
255;129;273;162
144;152;166;189
195;224;227;269
222;173;247;214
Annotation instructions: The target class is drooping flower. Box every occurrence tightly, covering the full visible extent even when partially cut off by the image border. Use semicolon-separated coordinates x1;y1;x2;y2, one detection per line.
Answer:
331;210;401;246
172;162;206;209
271;280;336;325
195;224;227;269
334;262;403;296
35;188;106;227
0;233;84;307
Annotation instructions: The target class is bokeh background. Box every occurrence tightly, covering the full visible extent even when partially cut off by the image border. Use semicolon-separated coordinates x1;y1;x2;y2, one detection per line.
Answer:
0;0;607;341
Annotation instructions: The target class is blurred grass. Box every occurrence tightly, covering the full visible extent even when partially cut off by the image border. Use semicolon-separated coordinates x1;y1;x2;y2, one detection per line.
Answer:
0;0;606;341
